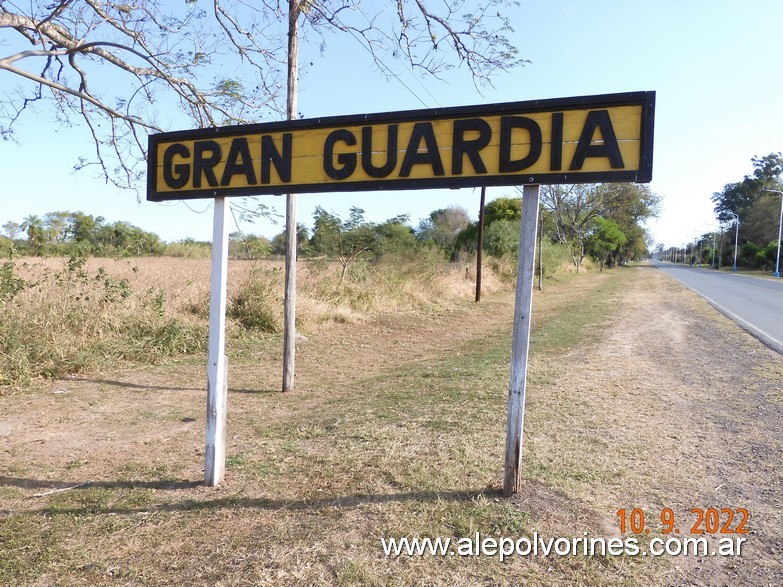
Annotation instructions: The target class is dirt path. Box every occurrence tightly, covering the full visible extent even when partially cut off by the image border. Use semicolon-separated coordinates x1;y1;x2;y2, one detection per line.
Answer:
526;266;783;585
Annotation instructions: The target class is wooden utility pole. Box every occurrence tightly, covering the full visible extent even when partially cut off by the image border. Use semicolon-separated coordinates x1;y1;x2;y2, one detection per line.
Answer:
282;0;300;392
503;184;540;497
537;205;544;291
475;187;486;302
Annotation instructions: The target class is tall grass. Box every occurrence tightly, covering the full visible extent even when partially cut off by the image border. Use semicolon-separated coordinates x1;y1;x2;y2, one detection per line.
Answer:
480;240;574;284
1;246;577;389
0;256;205;388
298;248;506;327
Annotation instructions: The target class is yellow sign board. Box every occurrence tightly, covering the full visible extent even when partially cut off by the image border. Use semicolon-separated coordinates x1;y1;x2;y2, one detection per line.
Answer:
147;92;654;201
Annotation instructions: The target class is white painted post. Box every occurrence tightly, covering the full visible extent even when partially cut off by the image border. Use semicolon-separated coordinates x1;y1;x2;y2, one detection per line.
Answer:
503;184;540;497
205;197;230;486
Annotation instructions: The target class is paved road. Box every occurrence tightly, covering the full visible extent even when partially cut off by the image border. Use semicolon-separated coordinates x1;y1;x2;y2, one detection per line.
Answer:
652;261;783;354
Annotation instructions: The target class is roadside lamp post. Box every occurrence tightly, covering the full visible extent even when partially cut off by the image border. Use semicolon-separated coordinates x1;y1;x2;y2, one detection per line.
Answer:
729;212;739;272
761;189;783;278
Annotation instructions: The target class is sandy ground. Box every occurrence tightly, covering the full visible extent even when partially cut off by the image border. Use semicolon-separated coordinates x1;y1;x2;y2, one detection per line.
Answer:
533;266;783;585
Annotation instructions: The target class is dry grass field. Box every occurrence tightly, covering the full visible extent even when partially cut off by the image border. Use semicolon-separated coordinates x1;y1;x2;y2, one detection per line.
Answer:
0;253;505;386
1;258;782;586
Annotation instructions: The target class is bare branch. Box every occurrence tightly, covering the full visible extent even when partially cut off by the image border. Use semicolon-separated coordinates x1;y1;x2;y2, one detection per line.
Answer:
0;0;526;189
0;52;158;130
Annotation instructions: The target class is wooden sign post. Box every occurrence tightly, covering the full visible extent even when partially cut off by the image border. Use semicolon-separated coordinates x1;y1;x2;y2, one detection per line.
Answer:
147;91;655;494
504;185;540;496
205;196;229;486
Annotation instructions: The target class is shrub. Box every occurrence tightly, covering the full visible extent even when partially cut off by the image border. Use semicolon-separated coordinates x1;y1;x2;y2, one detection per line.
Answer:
740;242;763;268
0;261;26;302
539;240;573;279
164;240;212;258
0;236;15;258
483;219;520;258
765;241;780;269
486;240;572;284
228;269;281;332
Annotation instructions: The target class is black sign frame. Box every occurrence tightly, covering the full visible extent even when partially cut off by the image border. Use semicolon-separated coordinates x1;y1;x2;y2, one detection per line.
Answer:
147;91;655;202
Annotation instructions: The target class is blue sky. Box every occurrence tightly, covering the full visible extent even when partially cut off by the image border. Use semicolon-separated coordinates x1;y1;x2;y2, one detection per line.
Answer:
2;0;782;248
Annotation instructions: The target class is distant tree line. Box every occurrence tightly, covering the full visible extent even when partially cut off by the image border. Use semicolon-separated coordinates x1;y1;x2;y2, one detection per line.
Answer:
0;211;273;260
710;153;783;269
263;182;658;276
1;212;166;257
661;153;783;269
449;183;659;272
2;183;660;273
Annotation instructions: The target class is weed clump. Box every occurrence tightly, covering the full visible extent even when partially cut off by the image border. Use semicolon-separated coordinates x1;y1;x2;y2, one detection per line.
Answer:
228;268;281;333
0;261;26;302
0;255;205;389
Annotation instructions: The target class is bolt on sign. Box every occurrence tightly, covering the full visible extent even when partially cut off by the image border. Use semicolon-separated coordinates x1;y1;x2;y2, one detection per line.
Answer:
147;92;654;201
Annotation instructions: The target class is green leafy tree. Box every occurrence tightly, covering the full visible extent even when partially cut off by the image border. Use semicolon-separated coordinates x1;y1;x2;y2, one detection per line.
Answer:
484;197;522;225
712;153;783;229
740;242;765;268
373;215;416;257
741;192;781;246
21;214;46;254
597;184;659;230
308;207;343;257
710;153;783;265
483;218;521;258
43;211;73;245
619;224;652;263
543;183;659;270
309;206;377;281
70;212;105;248
229;233;272;260
585;218;627;271
765;240;781;269
271;223;309;256
94;221;164;256
454;195;526;255
542;184;602;272
416;205;472;258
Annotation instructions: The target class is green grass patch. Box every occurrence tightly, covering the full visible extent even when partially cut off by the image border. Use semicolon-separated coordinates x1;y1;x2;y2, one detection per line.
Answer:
0;515;59;583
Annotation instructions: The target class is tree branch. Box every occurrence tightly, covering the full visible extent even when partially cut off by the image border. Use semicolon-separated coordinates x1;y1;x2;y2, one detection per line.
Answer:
0;53;159;131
